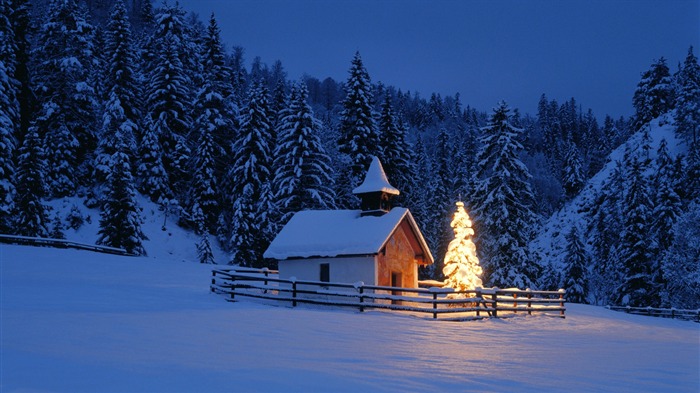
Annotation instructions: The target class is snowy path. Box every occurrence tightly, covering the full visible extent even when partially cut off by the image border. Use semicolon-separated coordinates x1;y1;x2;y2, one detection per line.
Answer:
2;245;698;392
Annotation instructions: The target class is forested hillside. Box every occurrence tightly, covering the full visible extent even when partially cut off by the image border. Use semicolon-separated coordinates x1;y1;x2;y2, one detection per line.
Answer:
1;0;698;308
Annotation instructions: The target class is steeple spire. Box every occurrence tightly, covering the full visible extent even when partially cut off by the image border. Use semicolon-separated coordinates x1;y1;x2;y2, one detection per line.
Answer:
353;156;399;216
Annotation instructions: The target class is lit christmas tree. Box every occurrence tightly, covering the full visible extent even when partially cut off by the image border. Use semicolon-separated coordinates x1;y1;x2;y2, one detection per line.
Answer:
442;201;483;292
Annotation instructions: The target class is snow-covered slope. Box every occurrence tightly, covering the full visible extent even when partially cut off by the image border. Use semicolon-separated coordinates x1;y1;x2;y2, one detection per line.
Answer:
530;115;684;272
45;194;228;263
2;244;698;392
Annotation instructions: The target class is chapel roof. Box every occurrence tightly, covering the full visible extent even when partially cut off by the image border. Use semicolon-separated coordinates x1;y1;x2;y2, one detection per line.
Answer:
263;207;433;264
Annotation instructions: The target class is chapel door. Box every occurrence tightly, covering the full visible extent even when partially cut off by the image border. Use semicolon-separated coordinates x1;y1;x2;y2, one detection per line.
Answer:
391;272;402;305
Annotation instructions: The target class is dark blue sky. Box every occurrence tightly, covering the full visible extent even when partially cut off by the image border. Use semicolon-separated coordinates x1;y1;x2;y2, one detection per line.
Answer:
177;0;699;118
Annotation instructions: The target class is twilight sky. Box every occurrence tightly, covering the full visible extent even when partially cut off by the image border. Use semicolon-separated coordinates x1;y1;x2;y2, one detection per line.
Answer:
176;0;699;118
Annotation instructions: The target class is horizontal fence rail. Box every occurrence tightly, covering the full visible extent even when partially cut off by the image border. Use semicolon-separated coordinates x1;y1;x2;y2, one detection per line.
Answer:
0;234;133;256
607;305;700;322
211;268;566;321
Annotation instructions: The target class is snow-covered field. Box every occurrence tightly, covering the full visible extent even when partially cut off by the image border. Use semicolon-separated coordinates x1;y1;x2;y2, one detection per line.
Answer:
2;244;698;392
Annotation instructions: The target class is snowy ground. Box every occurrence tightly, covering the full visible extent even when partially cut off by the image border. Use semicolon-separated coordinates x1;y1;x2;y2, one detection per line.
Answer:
2;245;699;392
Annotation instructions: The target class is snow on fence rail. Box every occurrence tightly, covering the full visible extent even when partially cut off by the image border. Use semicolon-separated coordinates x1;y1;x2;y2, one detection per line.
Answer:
606;305;700;322
211;267;566;320
0;234;134;256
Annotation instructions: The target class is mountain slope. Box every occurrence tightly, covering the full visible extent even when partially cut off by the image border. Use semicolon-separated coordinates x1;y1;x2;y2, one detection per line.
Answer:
530;115;684;275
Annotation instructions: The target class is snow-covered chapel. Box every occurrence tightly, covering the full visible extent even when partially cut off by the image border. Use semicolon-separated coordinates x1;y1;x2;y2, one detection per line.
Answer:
264;157;433;288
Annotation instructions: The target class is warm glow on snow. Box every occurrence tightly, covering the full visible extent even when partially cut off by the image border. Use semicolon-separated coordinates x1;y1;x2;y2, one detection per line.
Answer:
443;201;483;292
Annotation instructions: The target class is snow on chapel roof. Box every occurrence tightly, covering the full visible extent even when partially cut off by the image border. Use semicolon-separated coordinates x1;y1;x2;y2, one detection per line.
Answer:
263;207;432;261
352;156;400;195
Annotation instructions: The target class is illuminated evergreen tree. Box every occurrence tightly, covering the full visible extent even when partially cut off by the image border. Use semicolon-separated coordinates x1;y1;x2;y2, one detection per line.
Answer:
442;201;483;292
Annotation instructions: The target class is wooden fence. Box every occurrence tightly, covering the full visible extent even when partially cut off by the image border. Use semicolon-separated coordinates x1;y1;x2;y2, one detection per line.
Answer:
607;305;700;322
0;234;133;256
211;268;566;321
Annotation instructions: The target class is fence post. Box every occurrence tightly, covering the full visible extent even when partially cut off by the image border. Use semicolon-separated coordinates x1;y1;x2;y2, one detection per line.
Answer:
433;291;438;319
230;274;236;301
262;267;269;294
211;270;216;293
559;289;566;318
526;288;532;316
475;288;481;317
292;280;297;307
357;282;365;312
492;288;499;318
513;292;518;314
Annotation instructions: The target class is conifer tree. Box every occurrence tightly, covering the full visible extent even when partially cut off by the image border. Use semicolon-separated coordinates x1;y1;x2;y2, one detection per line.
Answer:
93;0;140;196
674;46;700;146
632;57;674;130
661;202;700;309
190;110;219;231
192;202;215;264
0;58;15;231
14;125;49;237
378;95;413;202
338;51;380;197
652;139;683;253
97;131;146;256
137;116;170;203
442;201;483;292
433;128;455;273
33;0;97;196
473;101;540;288
562;142;585;199
587;166;624;304
226;83;275;266
617;155;655;306
145;4;194;197
273;82;336;225
0;1;19;229
563;225;589;303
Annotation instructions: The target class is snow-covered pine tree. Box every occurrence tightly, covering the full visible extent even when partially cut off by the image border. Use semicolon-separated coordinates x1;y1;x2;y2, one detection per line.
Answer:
33;0;97;196
7;0;32;139
14;125;49;237
273;81;336;225
337;51;380;203
97;130;146;256
0;0;19;186
192;201;215;264
378;94;414;204
661;201;700;309
652;139;683;253
145;5;194;198
92;0;140;199
632;57;674;131
617;155;655;306
563;225;589;303
226;82;276;267
473;101;540;289
562;141;585;199
190;104;219;231
683;142;700;201
137;115;170;204
0;58;16;232
442;201;483;292
674;46;700;146
587;160;625;304
411;136;438;279
198;13;235;176
49;212;65;240
433;128;455;275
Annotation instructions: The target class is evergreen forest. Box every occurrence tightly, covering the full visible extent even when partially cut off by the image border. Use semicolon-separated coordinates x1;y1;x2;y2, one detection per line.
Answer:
1;0;698;309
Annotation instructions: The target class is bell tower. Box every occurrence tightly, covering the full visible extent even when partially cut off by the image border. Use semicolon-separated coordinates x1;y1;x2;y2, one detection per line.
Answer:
353;156;400;216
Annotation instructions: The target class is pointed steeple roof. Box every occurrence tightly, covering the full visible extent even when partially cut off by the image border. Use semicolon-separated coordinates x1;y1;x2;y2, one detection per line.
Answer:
352;156;400;196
